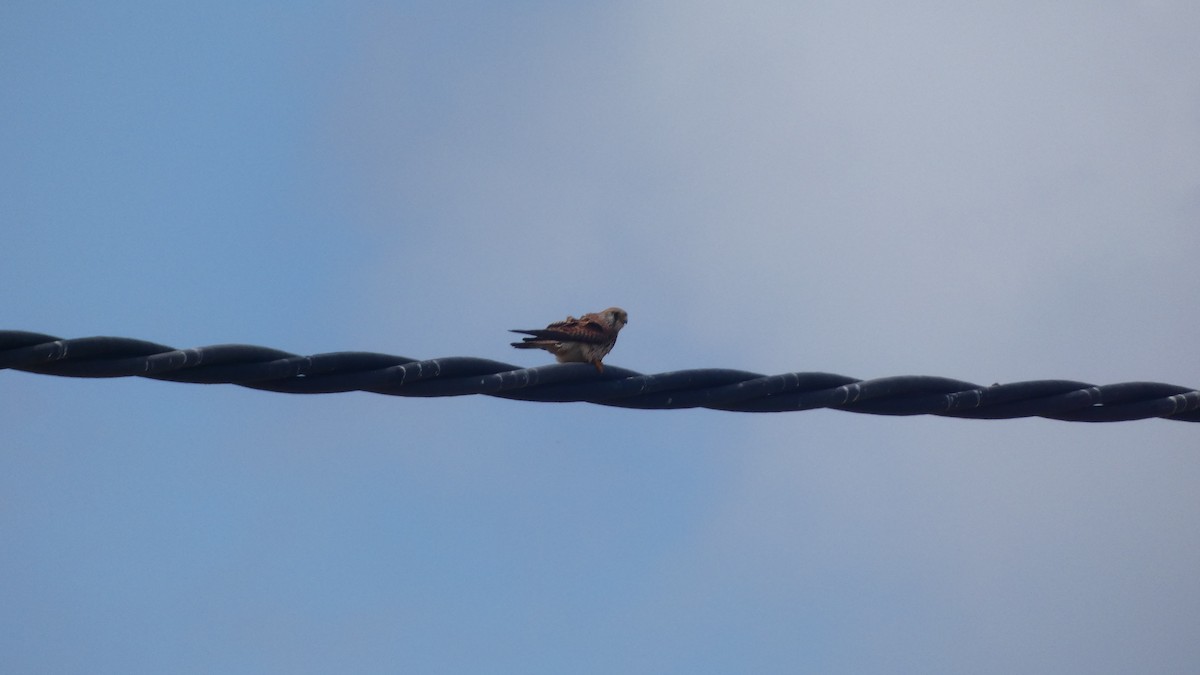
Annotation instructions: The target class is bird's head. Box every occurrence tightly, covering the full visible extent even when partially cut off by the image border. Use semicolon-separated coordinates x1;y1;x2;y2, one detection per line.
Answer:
602;307;628;331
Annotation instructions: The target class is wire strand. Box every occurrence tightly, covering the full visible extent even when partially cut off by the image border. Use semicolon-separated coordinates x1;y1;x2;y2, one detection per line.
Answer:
3;330;1197;421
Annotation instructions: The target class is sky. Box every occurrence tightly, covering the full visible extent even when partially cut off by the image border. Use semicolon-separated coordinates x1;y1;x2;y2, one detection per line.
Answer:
2;2;1199;673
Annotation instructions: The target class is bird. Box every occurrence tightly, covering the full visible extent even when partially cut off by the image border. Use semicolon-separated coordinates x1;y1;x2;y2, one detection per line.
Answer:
510;307;628;372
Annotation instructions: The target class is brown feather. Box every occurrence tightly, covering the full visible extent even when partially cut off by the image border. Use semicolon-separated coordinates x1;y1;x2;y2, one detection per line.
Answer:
509;307;627;367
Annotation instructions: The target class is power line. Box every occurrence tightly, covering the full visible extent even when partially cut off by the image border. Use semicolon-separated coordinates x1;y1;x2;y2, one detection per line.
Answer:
2;330;1197;422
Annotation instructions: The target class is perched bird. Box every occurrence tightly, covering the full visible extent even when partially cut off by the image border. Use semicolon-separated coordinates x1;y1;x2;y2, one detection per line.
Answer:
510;307;628;372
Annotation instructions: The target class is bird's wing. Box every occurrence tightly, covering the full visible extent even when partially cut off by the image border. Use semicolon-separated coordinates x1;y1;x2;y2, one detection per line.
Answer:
510;315;610;344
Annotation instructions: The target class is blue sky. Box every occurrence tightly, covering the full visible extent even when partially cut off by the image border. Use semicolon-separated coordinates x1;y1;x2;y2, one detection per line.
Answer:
3;3;1199;673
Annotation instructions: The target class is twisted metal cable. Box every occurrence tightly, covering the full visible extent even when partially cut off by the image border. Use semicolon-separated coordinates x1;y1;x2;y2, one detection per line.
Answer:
2;330;1198;422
